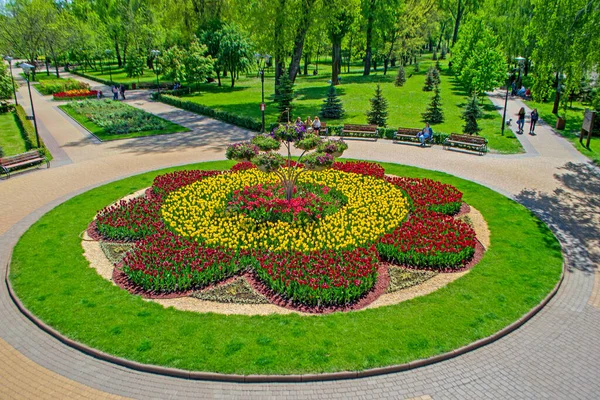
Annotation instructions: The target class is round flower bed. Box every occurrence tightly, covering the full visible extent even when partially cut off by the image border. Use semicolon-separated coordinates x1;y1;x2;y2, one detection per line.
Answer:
91;161;479;307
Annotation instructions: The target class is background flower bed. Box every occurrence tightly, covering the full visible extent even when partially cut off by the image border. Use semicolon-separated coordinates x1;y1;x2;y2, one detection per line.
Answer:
9;160;563;375
37;78;89;95
53;89;99;100
59;100;189;141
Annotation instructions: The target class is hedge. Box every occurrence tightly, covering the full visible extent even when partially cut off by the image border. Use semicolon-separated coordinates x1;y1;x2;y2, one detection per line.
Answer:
153;93;263;132
14;105;49;155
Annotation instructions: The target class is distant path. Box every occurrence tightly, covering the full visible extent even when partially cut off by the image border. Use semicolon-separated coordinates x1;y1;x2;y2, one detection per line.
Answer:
1;67;599;399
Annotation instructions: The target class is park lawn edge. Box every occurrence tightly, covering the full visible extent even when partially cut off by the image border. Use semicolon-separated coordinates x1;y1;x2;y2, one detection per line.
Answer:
58;103;190;141
8;160;562;375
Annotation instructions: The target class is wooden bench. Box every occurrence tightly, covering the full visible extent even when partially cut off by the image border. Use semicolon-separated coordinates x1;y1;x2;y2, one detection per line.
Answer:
341;124;378;141
0;150;50;178
305;122;327;136
393;127;434;146
443;133;488;155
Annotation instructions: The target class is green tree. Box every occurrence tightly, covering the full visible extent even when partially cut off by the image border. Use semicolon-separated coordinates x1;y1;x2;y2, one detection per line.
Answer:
366;84;388;127
395;65;406;87
320;85;345;119
0;62;13;100
124;52;145;83
432;66;441;84
462;93;482;134
422;84;444;124
452;19;507;94
159;45;186;84
218;24;253;88
423;67;435;91
275;68;295;115
185;37;214;87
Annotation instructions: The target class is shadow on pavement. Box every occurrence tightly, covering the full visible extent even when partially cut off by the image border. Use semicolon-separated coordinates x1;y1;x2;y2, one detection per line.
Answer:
515;162;600;274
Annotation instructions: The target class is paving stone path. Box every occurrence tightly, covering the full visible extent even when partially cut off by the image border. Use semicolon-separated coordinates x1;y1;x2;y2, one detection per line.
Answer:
1;68;599;399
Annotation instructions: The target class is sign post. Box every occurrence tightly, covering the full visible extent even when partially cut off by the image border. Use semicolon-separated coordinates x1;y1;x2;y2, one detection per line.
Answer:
581;109;595;149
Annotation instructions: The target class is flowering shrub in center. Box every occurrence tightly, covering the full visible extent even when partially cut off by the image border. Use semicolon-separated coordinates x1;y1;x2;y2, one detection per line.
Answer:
226;182;347;225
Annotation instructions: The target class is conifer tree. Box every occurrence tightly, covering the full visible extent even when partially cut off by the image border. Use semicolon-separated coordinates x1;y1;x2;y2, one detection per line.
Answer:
462;93;482;135
320;85;345;119
275;69;295;116
423;67;435;91
366;84;388;127
422;84;444;124
440;47;446;60
432;51;437;61
414;62;420;73
432;66;441;85
395;65;406;87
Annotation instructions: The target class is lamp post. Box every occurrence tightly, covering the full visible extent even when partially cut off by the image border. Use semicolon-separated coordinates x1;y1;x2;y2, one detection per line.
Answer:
21;63;40;148
515;56;525;89
150;50;160;93
105;49;113;84
501;69;517;136
255;53;271;132
4;56;18;106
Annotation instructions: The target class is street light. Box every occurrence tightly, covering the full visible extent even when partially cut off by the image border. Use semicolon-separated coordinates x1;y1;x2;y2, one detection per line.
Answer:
150;50;160;93
3;56;18;106
255;53;271;132
105;49;113;84
21;63;40;148
514;56;525;89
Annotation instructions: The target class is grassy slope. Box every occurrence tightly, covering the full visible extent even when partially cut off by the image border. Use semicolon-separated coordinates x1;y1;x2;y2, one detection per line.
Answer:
81;63;162;86
0;112;27;156
176;55;522;154
528;100;599;165
59;103;189;141
9;160;562;375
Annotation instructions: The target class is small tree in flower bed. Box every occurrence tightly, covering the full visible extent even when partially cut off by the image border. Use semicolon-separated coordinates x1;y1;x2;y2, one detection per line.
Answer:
253;246;379;306
95;197;164;241
385;176;462;215
331;161;385;179
151;170;222;200
122;231;256;293
226;124;346;201
377;210;476;270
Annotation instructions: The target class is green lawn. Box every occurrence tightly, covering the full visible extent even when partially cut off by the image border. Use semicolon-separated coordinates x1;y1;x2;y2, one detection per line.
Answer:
528;100;599;165
9;160;562;375
79;63;163;86
59;102;189;141
0;112;27;156
174;55;522;154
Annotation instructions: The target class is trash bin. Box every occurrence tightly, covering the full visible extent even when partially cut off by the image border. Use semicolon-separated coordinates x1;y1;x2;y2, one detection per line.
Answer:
131;83;137;90
556;117;566;130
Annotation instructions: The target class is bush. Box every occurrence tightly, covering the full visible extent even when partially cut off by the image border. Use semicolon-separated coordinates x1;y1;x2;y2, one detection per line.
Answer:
366;84;388;127
320;85;345;119
154;94;262;131
38;78;88;95
394;65;406;87
14;105;47;153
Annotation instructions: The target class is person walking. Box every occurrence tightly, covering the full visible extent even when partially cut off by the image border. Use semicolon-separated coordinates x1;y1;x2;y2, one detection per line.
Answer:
516;107;526;134
119;84;126;100
529;108;539;135
112;85;118;100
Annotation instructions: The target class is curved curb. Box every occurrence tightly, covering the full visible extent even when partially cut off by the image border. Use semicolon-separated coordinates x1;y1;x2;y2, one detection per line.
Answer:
5;248;564;383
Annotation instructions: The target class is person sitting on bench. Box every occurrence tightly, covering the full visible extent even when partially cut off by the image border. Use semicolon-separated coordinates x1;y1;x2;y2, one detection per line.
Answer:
417;122;433;147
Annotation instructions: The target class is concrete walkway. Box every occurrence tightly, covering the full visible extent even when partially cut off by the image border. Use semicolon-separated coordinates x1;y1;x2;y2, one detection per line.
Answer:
1;68;599;399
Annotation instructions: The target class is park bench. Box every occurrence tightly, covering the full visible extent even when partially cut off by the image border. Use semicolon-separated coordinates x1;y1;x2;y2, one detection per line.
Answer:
393;127;434;146
306;122;327;136
341;124;378;141
443;133;488;155
0;150;50;178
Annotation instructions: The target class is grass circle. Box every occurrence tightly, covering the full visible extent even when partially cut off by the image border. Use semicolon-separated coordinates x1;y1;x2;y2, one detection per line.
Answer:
9;160;562;375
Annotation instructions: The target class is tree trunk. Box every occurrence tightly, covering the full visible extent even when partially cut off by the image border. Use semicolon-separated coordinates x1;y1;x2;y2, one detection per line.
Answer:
452;0;463;46
552;72;560;114
383;58;388;75
216;69;221;86
303;52;309;75
288;0;314;83
122;42;128;66
347;35;353;73
331;35;342;85
274;0;286;92
363;16;374;75
115;36;122;68
230;68;235;87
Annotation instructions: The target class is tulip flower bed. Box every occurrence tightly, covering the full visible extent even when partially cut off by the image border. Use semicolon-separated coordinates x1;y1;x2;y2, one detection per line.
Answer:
385;176;463;215
332;160;386;179
121;231;254;292
151;169;222;200
253;246;379;306
226;182;347;225
377;210;477;270
95;197;163;241
53;89;99;100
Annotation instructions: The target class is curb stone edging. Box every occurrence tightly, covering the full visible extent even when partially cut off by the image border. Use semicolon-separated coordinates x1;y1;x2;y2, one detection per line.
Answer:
5;246;565;383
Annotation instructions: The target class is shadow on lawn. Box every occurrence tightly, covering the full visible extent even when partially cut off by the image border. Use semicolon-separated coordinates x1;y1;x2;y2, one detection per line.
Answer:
515;162;600;273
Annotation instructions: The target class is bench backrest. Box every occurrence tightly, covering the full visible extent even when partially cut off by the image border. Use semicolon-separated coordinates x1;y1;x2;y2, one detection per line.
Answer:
0;150;43;166
397;127;422;135
343;124;377;132
449;134;487;144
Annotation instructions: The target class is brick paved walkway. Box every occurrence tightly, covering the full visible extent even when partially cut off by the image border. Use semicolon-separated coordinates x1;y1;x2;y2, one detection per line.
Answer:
1;67;599;399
